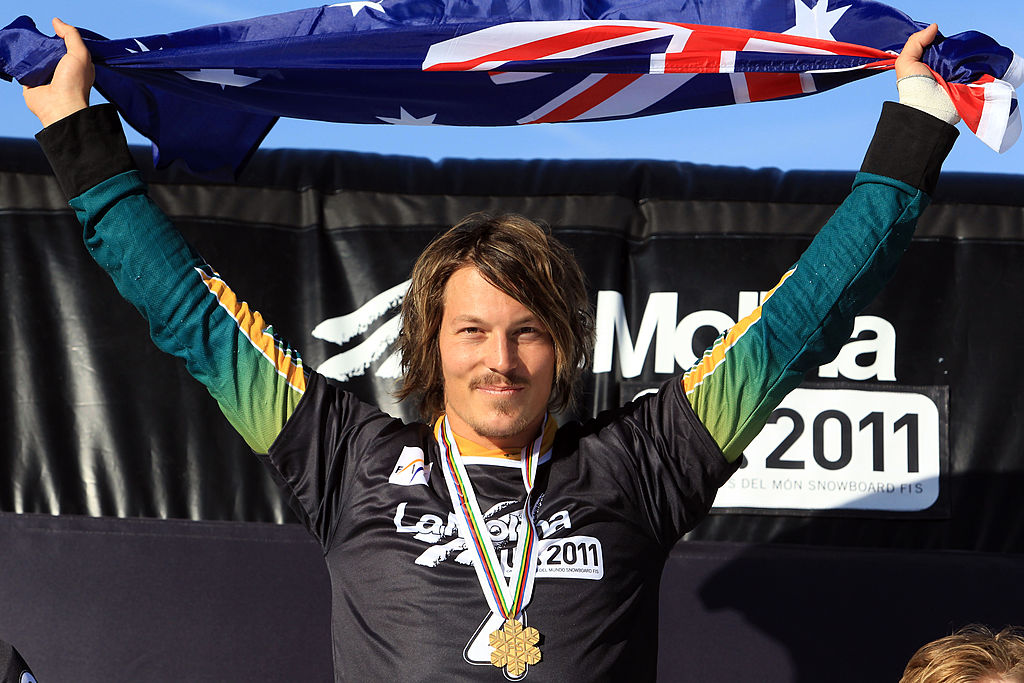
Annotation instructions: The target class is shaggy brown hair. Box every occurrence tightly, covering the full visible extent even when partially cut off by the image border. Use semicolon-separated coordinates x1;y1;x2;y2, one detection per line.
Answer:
899;625;1024;683
396;213;594;420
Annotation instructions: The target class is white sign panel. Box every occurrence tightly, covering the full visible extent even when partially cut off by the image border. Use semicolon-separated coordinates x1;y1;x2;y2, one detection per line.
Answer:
712;386;945;512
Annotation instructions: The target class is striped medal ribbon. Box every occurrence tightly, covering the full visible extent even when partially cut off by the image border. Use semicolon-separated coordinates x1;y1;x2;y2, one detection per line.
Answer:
437;415;545;678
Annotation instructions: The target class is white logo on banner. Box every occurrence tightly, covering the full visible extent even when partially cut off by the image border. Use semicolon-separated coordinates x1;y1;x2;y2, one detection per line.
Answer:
593;289;896;381
713;387;942;512
312;280;410;381
313;284;897;383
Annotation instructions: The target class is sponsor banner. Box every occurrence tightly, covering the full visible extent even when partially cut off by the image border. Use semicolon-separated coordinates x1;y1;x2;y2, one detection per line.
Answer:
4;141;1024;551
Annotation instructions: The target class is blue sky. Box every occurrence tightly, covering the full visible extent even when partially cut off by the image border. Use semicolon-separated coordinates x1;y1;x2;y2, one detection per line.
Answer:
2;0;1021;173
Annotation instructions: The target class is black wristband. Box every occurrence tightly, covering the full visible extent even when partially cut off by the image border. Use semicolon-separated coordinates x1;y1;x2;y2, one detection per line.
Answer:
35;103;137;200
860;101;959;195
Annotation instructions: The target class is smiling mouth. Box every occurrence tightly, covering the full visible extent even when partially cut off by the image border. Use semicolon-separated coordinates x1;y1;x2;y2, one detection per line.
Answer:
471;373;528;394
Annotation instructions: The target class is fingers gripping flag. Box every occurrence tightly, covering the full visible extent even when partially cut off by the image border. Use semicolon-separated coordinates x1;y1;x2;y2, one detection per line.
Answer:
1;0;1019;174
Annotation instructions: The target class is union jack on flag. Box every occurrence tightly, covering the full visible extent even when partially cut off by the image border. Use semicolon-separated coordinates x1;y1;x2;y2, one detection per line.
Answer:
1;0;1019;174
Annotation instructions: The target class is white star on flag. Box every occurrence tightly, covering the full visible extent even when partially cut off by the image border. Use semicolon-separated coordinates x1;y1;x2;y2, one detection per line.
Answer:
125;39;153;54
784;0;850;41
329;1;385;16
377;107;437;125
175;69;262;89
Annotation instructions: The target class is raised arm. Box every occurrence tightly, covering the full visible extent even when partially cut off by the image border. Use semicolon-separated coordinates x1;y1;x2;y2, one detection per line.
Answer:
24;19;307;454
683;25;959;463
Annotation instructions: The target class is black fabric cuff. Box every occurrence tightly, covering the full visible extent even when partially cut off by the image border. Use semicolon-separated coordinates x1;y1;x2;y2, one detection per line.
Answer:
860;101;959;195
35;103;137;201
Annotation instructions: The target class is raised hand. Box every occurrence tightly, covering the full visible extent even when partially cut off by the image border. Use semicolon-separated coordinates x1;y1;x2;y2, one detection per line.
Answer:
893;23;960;124
895;23;939;80
22;18;95;128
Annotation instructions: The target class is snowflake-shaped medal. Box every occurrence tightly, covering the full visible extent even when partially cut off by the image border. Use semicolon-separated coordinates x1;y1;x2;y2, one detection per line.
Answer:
489;618;541;676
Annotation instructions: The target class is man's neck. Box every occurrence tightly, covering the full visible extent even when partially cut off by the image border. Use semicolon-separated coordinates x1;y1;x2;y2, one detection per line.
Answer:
434;415;556;462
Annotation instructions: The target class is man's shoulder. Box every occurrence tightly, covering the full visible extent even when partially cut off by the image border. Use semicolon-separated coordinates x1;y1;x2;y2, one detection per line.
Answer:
274;370;433;454
552;376;691;449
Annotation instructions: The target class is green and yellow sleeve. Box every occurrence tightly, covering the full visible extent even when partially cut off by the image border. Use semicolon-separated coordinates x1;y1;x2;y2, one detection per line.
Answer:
71;169;306;454
36;105;306;455
683;102;959;463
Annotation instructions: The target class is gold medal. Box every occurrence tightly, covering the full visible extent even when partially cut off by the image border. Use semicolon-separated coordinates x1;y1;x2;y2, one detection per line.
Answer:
489;618;541;677
437;416;549;675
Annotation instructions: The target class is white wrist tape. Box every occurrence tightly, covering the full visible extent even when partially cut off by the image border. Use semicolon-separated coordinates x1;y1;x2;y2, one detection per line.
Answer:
897;74;961;125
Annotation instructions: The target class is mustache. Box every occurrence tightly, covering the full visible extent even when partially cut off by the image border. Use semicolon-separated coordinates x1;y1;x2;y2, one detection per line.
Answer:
469;372;529;390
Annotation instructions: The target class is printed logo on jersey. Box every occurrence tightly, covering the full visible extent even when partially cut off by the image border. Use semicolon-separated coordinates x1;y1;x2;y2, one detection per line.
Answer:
389;446;431;486
394;501;604;580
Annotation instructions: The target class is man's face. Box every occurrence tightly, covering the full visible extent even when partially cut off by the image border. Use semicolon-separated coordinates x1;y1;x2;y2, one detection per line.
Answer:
438;266;555;450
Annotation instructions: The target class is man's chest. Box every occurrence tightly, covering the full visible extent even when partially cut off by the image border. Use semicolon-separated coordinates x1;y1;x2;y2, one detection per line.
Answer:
320;433;667;681
332;439;660;584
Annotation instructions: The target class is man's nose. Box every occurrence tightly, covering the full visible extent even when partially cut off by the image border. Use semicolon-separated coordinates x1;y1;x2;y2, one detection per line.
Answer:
486;333;518;375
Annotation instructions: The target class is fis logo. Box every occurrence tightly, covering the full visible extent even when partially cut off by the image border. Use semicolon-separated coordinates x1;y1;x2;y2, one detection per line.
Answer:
389;446;430;486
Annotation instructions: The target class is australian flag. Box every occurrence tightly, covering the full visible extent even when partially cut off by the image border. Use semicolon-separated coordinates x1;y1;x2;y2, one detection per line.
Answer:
1;0;1020;174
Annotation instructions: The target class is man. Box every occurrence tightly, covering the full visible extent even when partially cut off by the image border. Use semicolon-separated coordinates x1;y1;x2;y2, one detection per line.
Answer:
23;17;959;682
